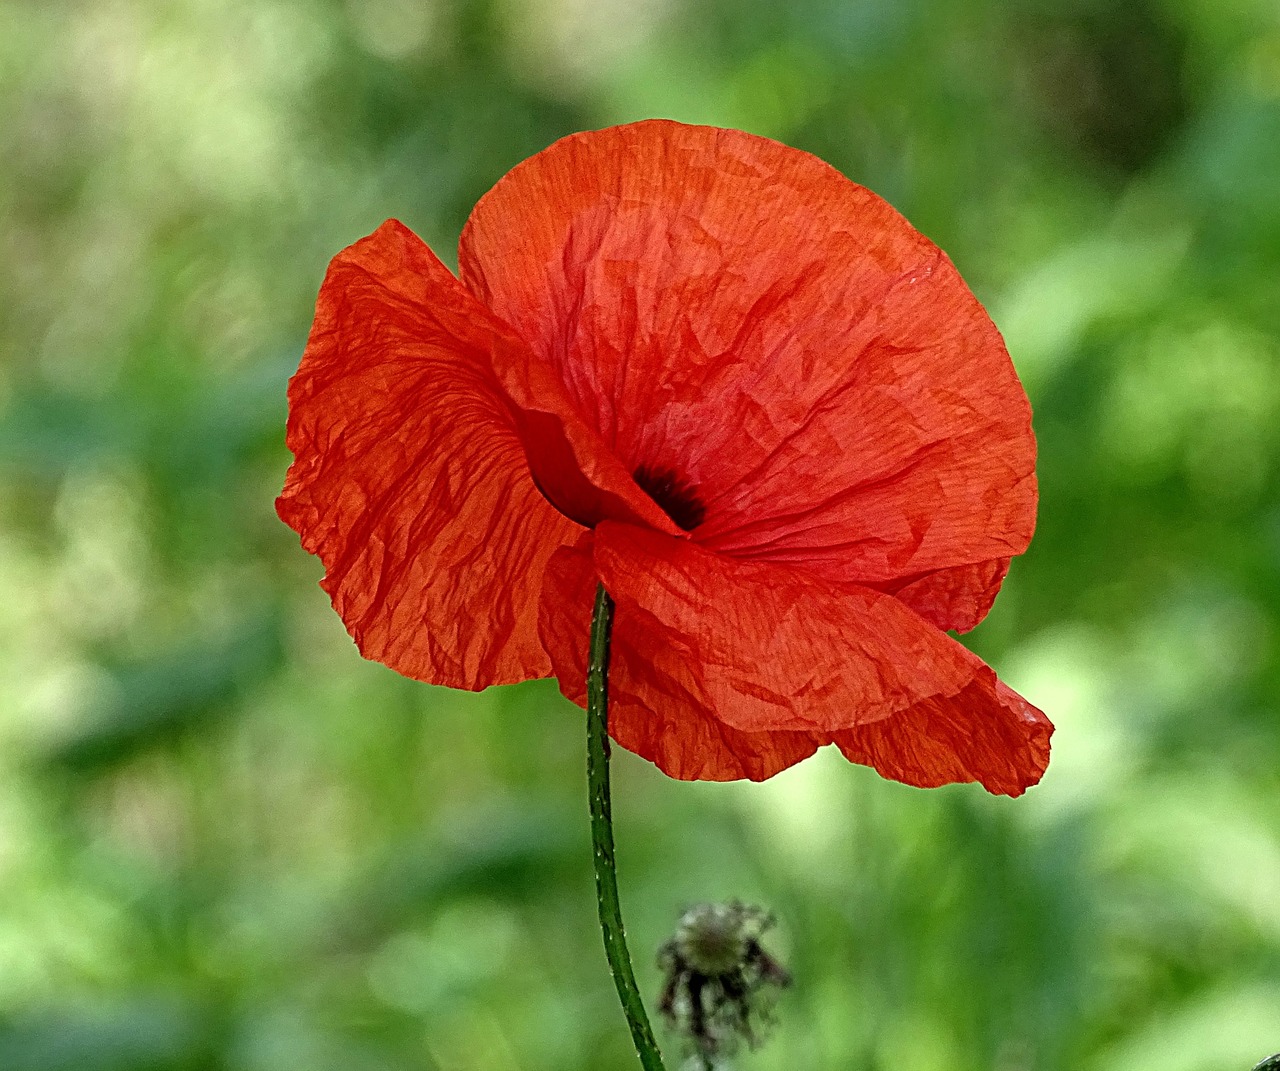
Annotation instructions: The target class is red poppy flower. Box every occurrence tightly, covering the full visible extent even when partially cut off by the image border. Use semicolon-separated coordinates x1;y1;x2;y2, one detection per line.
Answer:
277;120;1051;795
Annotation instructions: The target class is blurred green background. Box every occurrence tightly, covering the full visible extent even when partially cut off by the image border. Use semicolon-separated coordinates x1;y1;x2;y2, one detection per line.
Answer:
2;0;1279;1068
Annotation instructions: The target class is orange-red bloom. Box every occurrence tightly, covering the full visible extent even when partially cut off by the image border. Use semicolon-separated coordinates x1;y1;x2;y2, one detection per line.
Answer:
278;120;1051;794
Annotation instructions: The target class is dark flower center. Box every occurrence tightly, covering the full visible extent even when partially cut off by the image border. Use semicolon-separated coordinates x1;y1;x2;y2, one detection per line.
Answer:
633;465;705;532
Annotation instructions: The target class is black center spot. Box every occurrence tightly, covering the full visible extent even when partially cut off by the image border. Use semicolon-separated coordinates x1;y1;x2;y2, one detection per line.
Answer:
633;465;706;532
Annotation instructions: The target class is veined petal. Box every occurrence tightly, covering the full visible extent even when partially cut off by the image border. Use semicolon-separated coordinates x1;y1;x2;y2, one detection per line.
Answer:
592;522;984;732
538;521;1051;793
538;535;823;781
872;557;1012;633
491;339;680;535
277;220;582;688
834;671;1052;797
458;120;1035;628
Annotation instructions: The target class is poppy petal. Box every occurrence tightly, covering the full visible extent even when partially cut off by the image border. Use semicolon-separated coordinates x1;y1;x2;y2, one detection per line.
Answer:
490;339;681;535
458;120;1035;596
538;535;823;781
539;521;1050;792
834;671;1052;797
873;557;1013;633
592;523;976;733
276;220;581;688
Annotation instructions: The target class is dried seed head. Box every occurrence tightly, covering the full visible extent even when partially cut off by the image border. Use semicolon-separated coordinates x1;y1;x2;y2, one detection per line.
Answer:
657;901;790;1068
675;903;751;976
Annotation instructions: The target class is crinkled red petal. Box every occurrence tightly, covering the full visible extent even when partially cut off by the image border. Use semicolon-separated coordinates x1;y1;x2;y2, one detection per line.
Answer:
591;523;983;733
871;557;1013;634
834;670;1052;797
538;521;1051;793
459;120;1036;631
276;220;581;688
489;340;679;535
538;534;823;781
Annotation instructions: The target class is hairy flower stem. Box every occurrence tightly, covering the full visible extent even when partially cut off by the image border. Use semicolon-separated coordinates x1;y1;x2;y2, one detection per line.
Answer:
587;582;667;1071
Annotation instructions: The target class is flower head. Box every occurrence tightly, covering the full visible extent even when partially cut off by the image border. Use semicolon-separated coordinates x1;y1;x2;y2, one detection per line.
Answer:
657;901;790;1066
277;120;1051;793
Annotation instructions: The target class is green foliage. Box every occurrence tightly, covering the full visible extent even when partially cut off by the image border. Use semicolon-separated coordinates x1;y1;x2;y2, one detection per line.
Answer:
1;0;1278;1068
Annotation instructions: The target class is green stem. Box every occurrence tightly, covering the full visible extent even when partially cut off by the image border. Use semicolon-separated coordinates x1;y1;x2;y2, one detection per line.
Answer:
587;582;667;1071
